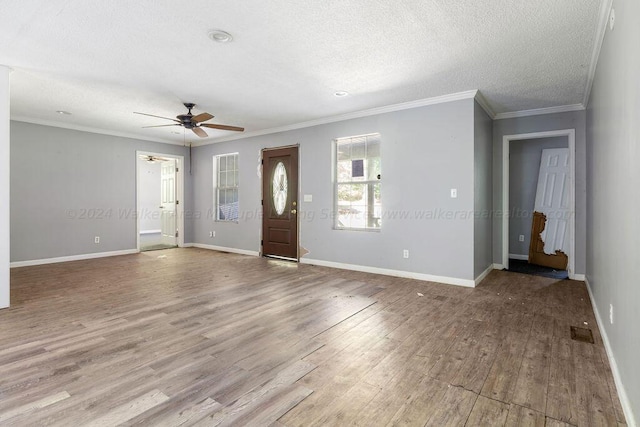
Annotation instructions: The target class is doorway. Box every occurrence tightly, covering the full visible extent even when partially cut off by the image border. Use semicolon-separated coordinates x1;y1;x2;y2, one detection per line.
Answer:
262;146;299;260
136;152;185;252
502;130;576;279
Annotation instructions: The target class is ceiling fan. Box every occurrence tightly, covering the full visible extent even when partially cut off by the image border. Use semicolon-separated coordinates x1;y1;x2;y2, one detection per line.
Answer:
134;103;244;138
138;154;170;163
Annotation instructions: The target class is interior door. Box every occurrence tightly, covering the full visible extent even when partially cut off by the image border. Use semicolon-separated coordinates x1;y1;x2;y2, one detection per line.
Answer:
160;159;177;246
262;146;298;259
530;148;570;262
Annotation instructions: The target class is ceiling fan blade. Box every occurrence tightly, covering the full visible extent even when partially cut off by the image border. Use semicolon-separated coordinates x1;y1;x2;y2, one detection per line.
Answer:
134;112;181;122
201;123;245;132
192;127;208;138
191;112;214;123
142;124;182;128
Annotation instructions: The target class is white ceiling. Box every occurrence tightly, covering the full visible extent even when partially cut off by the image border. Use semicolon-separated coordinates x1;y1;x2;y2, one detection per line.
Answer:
1;0;603;144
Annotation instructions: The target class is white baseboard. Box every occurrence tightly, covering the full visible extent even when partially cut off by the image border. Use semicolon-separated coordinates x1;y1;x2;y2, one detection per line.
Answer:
585;276;637;427
140;229;161;235
299;258;475;288
493;263;505;270
508;253;529;261
10;249;139;268
474;264;494;286
189;243;259;257
570;273;585;281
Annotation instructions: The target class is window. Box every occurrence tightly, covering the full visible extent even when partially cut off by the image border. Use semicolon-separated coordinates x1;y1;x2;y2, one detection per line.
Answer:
214;153;239;221
334;133;381;230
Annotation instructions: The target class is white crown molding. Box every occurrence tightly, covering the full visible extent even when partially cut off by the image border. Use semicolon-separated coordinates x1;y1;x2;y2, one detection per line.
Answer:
585;276;637;427
201;90;480;146
494;103;585;120
299;257;476;288
10;249;138;268
583;0;614;107
473;90;496;119
10;116;184;146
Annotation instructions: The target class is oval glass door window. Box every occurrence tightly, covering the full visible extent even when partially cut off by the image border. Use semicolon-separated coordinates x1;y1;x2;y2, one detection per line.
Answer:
272;161;288;215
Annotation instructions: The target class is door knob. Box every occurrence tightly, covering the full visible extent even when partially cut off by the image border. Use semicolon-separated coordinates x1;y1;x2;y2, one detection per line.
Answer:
291;209;297;214
159;206;164;209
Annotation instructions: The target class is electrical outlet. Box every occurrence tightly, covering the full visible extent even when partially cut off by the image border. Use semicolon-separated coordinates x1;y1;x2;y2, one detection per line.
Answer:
209;231;213;238
94;236;100;244
609;304;614;324
519;234;525;242
403;249;409;259
450;188;457;198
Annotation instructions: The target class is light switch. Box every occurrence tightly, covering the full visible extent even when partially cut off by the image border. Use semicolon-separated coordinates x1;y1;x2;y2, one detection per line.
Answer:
303;194;313;202
450;188;457;198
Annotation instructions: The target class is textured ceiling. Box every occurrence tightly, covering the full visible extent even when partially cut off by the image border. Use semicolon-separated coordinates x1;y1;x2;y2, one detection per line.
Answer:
1;0;603;144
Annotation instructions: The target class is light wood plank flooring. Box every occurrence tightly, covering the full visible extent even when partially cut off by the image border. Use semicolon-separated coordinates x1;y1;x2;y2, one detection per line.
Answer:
1;248;626;426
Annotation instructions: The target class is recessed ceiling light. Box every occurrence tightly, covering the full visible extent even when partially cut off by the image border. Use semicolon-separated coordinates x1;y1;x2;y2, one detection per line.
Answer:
208;29;233;43
334;91;349;97
56;110;72;115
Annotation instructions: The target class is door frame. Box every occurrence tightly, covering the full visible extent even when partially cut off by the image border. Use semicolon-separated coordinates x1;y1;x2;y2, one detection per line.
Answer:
502;129;576;278
136;151;185;251
260;144;300;260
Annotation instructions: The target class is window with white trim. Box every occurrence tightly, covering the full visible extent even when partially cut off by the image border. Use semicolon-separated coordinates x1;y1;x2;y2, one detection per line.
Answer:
334;133;381;230
214;153;239;222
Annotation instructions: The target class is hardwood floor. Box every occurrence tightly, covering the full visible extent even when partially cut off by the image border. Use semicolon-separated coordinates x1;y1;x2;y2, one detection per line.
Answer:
1;248;626;426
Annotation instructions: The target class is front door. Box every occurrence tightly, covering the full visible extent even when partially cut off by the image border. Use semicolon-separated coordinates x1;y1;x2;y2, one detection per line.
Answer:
160;159;177;246
262;146;298;259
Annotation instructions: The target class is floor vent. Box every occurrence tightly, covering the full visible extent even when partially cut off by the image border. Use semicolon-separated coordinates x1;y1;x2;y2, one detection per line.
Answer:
570;326;594;344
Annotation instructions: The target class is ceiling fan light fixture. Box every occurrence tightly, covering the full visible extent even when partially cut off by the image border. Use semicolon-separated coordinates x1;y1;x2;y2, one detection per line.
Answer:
135;103;243;138
208;29;233;43
334;91;349;97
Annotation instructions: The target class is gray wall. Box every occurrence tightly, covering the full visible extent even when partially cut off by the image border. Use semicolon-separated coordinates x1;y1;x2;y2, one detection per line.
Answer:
473;101;493;278
193;99;478;281
137;159;161;232
10;121;191;262
0;67;9;308
586;0;639;421
492;110;586;274
508;136;568;257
